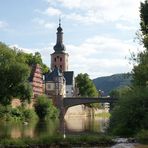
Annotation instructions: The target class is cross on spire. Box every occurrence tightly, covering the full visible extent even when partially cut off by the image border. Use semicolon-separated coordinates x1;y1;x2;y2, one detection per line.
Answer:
59;17;61;27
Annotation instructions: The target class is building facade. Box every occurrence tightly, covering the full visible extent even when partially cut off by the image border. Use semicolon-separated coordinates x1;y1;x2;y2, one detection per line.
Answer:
29;64;43;98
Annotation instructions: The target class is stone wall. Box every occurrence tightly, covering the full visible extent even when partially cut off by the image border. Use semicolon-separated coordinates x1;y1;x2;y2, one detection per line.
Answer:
11;99;35;109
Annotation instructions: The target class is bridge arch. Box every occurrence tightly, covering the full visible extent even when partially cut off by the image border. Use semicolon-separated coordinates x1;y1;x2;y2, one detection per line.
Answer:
63;97;117;114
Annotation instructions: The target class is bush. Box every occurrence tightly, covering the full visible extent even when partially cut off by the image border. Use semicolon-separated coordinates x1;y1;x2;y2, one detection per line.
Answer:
136;130;148;144
109;87;148;136
23;108;38;122
0;105;38;122
34;95;59;120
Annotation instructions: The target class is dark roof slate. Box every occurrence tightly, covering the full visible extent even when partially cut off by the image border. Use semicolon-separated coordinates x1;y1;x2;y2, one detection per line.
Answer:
63;71;74;85
45;68;62;81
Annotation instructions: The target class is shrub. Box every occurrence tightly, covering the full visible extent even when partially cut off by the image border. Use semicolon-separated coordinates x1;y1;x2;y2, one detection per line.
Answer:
34;95;59;120
136;130;148;144
23;108;38;122
109;87;148;136
0;105;38;122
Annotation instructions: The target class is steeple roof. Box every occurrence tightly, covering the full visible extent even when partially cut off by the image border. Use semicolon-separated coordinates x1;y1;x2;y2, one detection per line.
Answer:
53;19;66;53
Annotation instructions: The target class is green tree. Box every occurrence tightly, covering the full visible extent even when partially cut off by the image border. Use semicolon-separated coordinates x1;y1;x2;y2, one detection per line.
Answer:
109;87;148;136
26;52;49;74
140;0;148;49
14;50;49;74
0;42;32;105
132;0;148;86
109;0;148;136
109;86;130;98
75;73;98;97
34;95;59;120
75;73;99;108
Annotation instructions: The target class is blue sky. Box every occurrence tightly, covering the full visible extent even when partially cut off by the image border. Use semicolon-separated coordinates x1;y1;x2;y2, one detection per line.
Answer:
0;0;144;78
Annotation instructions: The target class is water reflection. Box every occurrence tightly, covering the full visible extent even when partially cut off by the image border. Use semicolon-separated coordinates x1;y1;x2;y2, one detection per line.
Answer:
0;116;109;139
65;116;109;133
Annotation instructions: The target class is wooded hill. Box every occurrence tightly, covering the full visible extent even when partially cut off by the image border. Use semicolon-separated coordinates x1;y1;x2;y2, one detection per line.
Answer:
93;73;132;96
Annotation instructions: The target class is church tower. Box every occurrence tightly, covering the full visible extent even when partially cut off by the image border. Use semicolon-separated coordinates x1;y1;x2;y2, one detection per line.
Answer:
51;20;69;72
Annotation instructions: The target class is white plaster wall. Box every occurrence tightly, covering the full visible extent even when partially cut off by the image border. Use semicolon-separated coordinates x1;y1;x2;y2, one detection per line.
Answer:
66;85;74;97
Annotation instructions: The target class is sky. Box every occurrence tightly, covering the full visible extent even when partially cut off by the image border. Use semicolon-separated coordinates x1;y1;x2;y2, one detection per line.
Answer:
0;0;145;79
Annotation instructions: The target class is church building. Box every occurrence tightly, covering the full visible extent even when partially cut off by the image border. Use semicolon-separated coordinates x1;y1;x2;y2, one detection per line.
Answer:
45;20;75;98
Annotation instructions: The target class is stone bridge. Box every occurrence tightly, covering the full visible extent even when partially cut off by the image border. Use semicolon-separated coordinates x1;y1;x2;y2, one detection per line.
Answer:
54;96;117;117
63;97;117;108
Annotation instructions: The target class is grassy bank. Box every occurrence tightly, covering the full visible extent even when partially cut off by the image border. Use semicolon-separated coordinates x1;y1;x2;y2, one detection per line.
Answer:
0;134;115;147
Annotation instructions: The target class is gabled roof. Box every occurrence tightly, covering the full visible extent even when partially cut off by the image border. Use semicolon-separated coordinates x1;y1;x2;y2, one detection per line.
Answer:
28;64;41;82
63;71;74;85
45;68;62;81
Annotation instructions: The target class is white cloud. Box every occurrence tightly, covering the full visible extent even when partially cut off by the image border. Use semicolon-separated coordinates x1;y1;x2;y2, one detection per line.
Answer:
9;44;35;53
116;23;137;31
44;7;62;16
32;18;56;29
0;21;8;29
64;35;140;78
45;0;144;24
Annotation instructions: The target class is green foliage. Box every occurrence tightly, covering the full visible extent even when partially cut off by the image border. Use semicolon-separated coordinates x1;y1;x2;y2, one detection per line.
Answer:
109;1;148;137
109;87;148;136
0;105;38;122
76;73;99;108
132;51;148;86
0;134;114;147
132;1;148;86
136;129;148;144
0;42;32;105
140;0;148;49
76;73;98;97
109;86;131;98
34;95;59;120
16;51;49;74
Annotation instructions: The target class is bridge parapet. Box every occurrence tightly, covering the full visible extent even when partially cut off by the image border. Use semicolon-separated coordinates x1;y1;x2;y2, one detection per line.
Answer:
63;97;117;108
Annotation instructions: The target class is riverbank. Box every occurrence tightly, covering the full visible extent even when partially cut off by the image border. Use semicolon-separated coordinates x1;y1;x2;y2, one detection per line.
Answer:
0;134;115;147
0;135;148;148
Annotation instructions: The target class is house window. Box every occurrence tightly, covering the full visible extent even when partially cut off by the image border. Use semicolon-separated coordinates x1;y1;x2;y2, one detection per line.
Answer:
48;84;51;89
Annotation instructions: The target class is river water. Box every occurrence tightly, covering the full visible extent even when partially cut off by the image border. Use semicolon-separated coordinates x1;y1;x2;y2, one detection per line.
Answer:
0;116;147;148
0;116;109;138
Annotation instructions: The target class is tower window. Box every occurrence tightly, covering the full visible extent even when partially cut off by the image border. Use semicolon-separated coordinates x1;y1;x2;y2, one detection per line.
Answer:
57;56;59;58
60;57;62;61
54;58;56;62
60;65;62;69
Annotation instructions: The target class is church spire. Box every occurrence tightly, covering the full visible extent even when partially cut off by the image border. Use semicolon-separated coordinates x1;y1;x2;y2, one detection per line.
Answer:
53;19;65;53
59;17;61;27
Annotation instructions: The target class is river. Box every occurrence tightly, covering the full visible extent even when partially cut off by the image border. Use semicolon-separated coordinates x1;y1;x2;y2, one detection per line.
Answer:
0;116;147;148
0;116;109;138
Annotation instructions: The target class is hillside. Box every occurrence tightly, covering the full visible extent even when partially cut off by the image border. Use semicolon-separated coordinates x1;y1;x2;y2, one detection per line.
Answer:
93;73;132;96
